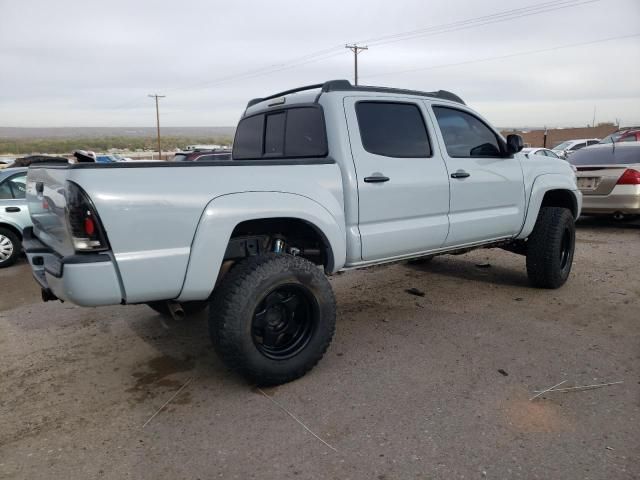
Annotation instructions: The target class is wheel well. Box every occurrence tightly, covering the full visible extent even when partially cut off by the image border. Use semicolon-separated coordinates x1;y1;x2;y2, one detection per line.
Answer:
228;218;333;271
540;190;578;218
0;223;22;241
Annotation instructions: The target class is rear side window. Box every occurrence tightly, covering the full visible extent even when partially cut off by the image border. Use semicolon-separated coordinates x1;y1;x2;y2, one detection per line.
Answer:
233;107;327;160
264;112;286;156
285;108;327;157
233;114;265;159
0;179;12;199
433;106;502;158
0;173;26;199
355;102;431;158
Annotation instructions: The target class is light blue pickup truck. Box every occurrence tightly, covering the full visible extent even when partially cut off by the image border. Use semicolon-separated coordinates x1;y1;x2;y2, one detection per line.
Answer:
23;80;581;385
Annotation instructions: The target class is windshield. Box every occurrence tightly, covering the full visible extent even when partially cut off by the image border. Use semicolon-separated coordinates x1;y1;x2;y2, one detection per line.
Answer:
599;133;622;144
173;154;188;162
553;141;572;150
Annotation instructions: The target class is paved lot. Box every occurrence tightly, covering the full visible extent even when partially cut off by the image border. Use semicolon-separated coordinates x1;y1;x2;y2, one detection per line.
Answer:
1;218;639;480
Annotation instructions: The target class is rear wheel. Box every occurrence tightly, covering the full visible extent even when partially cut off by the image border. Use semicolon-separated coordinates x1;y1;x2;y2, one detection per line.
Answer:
526;207;575;289
209;254;336;386
0;228;20;268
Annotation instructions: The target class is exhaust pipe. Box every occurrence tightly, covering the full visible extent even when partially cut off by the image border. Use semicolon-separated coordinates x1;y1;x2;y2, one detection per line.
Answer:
166;301;185;321
41;288;59;302
613;211;625;221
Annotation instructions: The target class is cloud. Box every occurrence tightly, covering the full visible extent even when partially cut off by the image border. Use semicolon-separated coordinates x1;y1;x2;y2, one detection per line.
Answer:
1;0;638;127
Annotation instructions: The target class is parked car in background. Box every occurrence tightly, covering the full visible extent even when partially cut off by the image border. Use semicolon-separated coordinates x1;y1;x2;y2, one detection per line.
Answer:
173;149;232;162
95;155;119;163
9;155;68;168
521;147;561;159
0;167;30;267
0;158;16;169
184;144;224;152
570;143;640;220
112;154;134;162
552;139;600;159
599;129;640;144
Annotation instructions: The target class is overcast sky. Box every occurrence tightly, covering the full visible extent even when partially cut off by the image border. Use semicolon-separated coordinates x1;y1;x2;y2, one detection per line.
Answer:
1;0;639;128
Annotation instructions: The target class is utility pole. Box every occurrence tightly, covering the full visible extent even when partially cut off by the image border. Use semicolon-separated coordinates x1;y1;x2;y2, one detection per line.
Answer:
148;94;166;160
345;44;368;85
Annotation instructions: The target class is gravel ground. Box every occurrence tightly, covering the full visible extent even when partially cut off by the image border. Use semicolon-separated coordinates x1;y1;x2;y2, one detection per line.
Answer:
0;217;638;480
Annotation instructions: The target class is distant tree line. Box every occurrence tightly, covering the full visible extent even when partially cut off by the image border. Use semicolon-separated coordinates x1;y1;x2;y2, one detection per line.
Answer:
0;136;233;155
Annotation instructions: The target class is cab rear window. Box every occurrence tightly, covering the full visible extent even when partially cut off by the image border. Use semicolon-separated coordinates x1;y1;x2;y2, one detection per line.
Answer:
233;106;327;160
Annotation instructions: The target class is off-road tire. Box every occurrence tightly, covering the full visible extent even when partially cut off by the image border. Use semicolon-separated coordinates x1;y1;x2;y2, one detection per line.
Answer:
526;207;575;289
0;227;20;268
146;300;208;318
209;254;336;386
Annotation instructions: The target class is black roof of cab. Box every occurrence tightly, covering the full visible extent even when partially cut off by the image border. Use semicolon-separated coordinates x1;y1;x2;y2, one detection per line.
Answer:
246;79;465;109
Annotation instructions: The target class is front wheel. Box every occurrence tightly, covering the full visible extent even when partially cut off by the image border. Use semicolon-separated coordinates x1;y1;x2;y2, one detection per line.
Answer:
526;207;575;289
0;228;20;268
209;254;336;386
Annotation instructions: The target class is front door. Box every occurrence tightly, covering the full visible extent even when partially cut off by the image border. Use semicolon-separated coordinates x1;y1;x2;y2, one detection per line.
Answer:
344;97;451;261
428;105;526;246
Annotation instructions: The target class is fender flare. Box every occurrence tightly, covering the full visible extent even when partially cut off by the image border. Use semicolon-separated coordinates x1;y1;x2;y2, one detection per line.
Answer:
0;220;25;238
177;191;346;302
517;173;582;239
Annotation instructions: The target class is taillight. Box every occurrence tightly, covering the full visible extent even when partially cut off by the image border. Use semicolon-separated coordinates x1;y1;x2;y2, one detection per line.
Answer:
65;181;110;251
616;169;640;185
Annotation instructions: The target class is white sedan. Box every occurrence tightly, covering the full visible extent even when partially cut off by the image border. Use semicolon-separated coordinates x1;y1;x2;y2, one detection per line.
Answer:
521;147;562;159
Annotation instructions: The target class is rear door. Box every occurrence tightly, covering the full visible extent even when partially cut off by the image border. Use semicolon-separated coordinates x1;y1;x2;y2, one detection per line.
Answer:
0;171;30;230
429;105;526;247
344;97;450;261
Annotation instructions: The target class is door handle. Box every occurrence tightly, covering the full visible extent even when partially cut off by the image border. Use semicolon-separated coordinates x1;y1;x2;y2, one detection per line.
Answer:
451;170;470;179
364;175;390;183
5;207;21;213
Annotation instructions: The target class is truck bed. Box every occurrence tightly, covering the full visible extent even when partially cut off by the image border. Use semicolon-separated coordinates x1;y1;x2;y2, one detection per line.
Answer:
26;160;343;304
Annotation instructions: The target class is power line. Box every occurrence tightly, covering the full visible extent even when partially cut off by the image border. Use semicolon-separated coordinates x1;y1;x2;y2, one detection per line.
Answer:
113;0;604;108
345;44;369;85
175;0;602;94
148;94;165;160
362;32;640;79
357;0;602;47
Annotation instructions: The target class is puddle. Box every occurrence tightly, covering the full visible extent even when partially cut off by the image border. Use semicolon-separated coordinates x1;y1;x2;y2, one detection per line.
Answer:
127;354;195;402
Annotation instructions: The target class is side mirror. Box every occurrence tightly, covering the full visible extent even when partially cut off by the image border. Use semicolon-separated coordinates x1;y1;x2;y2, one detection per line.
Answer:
506;134;524;154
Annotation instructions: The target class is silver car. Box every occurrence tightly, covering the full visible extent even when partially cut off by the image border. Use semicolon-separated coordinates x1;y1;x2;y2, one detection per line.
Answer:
0;167;30;267
570;144;640;220
521;147;562;159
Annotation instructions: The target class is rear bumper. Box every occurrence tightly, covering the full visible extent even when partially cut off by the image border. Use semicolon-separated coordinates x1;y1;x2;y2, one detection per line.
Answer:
581;185;640;215
22;227;123;306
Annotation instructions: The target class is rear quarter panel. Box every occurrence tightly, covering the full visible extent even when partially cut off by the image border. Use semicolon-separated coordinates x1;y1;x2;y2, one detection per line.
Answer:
63;163;344;303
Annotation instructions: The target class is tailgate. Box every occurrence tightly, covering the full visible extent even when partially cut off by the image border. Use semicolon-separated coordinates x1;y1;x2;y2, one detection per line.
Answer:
575;166;627;196
26;166;76;257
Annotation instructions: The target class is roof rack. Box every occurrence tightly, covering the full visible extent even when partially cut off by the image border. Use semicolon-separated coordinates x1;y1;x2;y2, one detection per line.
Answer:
245;79;464;109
